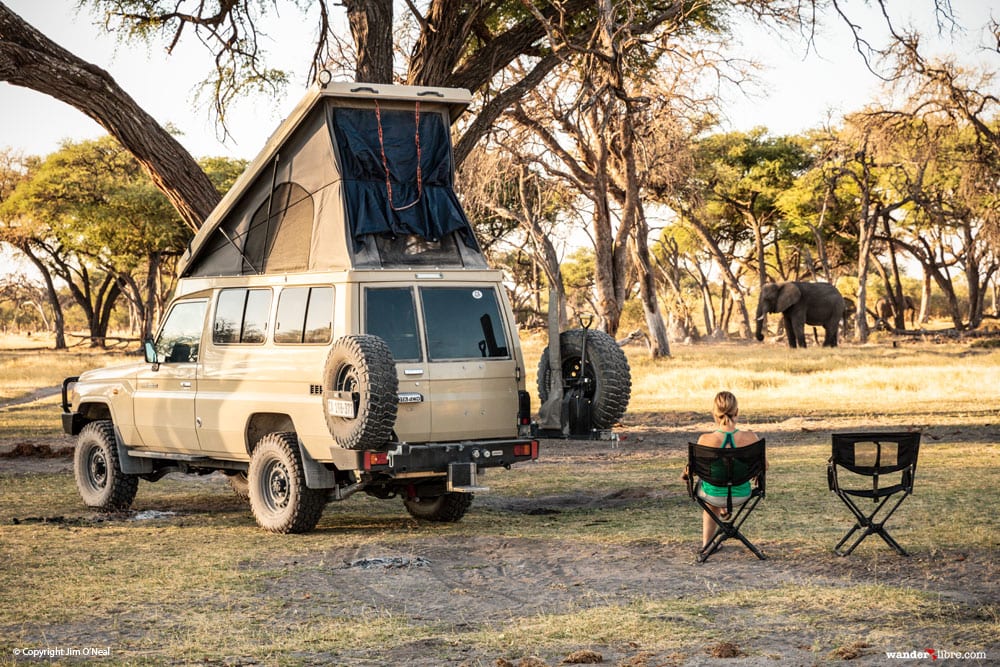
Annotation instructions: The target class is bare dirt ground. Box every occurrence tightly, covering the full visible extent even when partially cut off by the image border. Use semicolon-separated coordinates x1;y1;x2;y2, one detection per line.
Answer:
3;420;997;666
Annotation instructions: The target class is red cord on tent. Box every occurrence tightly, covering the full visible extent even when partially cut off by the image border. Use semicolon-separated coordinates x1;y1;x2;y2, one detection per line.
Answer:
375;100;422;212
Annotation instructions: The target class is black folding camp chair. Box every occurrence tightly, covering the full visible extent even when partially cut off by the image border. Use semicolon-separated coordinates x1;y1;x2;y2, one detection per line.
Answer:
686;439;767;563
827;431;921;557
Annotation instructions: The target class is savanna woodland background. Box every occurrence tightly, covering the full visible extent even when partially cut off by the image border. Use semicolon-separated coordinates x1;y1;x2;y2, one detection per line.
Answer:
0;1;998;665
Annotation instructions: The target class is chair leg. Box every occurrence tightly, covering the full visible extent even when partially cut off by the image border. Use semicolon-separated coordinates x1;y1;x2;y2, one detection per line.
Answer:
695;496;766;562
834;524;868;557
873;524;910;556
833;492;911;557
697;530;725;563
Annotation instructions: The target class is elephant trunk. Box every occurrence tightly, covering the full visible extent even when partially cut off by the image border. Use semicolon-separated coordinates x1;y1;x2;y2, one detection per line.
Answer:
754;307;766;342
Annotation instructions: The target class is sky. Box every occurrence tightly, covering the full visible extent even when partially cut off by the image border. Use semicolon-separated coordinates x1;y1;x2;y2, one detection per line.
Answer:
0;1;995;162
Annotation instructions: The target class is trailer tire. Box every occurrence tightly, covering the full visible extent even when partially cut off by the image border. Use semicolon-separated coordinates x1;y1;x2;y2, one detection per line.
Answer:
322;335;398;450
537;328;631;430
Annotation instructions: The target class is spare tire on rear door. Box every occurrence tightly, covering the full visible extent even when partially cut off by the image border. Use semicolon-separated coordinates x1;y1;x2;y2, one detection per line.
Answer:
323;334;398;450
537;328;632;430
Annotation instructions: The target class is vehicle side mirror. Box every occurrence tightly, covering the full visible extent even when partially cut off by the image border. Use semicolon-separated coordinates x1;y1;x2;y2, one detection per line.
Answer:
143;339;160;369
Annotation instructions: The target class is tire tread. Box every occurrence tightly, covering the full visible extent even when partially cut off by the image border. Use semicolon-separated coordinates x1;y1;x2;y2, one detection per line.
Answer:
537;329;632;430
248;432;326;534
74;420;139;511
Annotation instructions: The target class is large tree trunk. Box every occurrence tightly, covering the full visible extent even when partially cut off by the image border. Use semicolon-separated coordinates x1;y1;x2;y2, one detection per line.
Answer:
92;277;122;348
679;207;752;339
855;211;877;343
880;212;907;329
142;252;161;340
631;233;670;357
592;189;622;335
407;0;468;87
20;243;66;349
0;3;220;231
344;0;393;84
919;268;932;324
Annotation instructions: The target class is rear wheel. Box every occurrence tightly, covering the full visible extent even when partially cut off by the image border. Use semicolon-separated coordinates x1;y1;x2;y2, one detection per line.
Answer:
404;492;473;522
537;328;632;429
248;432;326;534
226;471;250;503
74;420;138;511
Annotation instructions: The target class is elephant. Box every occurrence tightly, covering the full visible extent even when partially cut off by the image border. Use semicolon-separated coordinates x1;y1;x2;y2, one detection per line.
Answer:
755;281;846;348
874;295;916;330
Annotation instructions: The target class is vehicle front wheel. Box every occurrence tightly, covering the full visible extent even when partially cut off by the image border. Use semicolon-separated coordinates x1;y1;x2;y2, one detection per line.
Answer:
403;492;473;522
248;432;326;534
74;420;139;511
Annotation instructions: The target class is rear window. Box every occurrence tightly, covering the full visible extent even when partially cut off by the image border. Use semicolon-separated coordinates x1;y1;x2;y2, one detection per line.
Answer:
421;287;509;360
274;287;333;344
213;288;271;344
365;288;421;361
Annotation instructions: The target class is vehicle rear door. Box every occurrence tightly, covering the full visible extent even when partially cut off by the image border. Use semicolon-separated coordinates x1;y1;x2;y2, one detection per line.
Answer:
364;286;431;443
418;286;518;441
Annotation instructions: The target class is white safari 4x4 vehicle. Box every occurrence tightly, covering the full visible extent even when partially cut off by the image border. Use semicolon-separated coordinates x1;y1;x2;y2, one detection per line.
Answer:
61;82;539;533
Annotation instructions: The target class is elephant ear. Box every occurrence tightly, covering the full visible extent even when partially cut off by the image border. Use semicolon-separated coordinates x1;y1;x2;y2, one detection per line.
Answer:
776;282;801;312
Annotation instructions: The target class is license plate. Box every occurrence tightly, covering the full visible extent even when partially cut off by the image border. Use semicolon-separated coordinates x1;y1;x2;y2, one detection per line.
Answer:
327;398;355;418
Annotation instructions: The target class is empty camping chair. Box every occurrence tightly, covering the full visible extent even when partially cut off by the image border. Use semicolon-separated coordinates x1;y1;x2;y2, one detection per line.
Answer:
827;431;921;557
686;439;767;563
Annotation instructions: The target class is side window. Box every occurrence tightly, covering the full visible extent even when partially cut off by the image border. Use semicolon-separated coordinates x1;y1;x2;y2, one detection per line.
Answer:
365;288;421;361
213;288;272;345
274;287;334;344
421;287;510;360
155;300;207;363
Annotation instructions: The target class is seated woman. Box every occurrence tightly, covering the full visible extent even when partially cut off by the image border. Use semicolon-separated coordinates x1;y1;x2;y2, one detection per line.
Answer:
693;391;763;550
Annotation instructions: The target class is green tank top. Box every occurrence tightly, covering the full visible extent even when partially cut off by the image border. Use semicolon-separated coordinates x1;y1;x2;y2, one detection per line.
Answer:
701;430;752;497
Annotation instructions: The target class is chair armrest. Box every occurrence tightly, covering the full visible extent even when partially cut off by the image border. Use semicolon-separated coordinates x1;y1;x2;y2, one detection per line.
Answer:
684;465;695;499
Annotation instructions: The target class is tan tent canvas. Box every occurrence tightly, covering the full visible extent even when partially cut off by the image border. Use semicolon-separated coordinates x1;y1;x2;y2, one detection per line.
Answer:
178;83;487;278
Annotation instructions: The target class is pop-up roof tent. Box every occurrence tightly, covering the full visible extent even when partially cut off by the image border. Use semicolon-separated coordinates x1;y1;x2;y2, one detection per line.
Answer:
177;83;487;277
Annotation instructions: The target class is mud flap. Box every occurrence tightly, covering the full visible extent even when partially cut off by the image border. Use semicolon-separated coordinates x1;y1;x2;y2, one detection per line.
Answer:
113;426;153;475
298;440;337;489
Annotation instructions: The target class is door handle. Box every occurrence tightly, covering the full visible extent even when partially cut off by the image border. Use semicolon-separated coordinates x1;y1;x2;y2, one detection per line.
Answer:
403;369;424;376
180;381;193;388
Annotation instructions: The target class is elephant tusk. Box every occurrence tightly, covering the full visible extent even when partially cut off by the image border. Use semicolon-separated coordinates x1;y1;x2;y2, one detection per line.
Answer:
756;314;766;322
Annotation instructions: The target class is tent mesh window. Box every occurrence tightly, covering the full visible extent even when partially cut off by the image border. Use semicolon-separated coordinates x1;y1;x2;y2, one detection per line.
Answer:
329;105;478;265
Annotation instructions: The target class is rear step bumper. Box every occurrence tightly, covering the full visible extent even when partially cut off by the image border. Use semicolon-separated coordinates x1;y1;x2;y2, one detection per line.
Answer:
329;438;539;475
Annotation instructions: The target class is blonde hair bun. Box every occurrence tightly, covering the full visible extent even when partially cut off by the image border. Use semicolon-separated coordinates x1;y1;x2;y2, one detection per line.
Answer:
713;391;739;425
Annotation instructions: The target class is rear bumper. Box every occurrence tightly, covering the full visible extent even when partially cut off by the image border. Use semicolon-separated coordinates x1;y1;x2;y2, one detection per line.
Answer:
329;438;539;474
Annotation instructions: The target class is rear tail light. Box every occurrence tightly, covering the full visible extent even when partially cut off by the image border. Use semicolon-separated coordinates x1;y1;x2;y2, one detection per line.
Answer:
514;441;539;459
364;451;389;470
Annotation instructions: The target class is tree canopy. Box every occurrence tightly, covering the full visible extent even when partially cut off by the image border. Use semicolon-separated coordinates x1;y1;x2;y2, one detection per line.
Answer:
0;0;996;348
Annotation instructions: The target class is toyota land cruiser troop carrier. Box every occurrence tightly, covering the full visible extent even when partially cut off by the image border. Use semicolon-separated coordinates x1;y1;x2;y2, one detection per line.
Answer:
61;82;539;533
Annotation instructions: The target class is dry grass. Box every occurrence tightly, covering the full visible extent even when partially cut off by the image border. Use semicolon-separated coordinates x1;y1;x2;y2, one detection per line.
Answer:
520;332;1000;420
1;334;999;664
0;336;134;403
